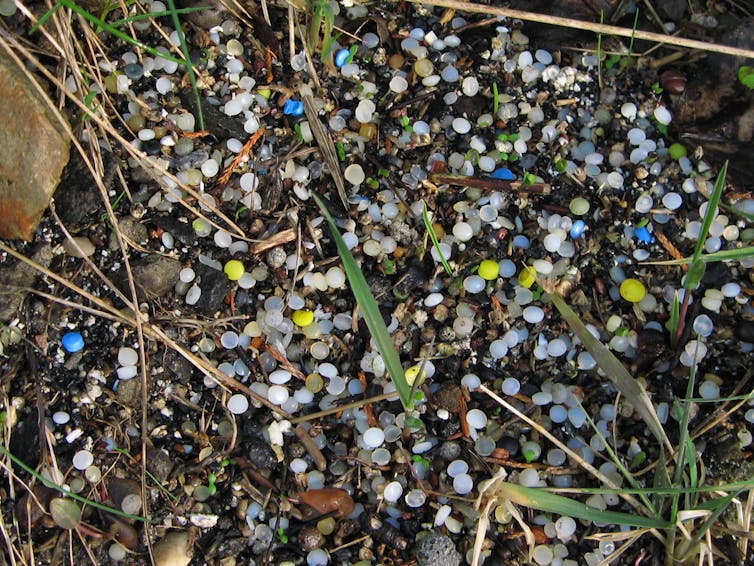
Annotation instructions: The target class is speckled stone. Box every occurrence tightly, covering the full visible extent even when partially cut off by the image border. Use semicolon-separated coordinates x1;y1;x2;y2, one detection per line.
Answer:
415;533;461;566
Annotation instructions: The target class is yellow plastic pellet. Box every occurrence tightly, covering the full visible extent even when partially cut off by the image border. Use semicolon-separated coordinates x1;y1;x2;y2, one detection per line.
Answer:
478;259;500;281
404;365;426;387
619;278;646;303
223;260;244;281
292;309;315;327
518;266;537;289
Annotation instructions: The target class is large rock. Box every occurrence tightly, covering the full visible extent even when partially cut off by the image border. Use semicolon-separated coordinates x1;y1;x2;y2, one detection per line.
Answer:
0;52;70;240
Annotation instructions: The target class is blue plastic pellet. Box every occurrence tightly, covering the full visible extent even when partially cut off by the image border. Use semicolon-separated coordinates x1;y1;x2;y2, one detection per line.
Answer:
570;219;587;239
283;99;304;117
491;168;515;180
334;48;351;68
635;225;653;244
61;332;85;353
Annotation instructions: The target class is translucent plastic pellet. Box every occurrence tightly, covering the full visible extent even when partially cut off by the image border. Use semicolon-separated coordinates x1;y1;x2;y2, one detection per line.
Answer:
533;545;554;565
692;314;714;337
220;331;239;349
447;459;469;477
227;394;249;414
73;450;94;470
555;516;576;540
466;409;487;429
118;347;138;366
405;489;427;507
453;473;474;495
463;275;486;294
489;340;508;359
550;404;568;423
519;468;540;487
502;377;521;396
547;448;567;466
362;427;385;448
523;306;545;324
383;481;403;502
699;380;720;399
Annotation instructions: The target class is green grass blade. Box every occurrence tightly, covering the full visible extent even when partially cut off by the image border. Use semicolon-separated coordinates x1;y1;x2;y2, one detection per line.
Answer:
685;161;728;290
313;195;411;408
666;291;680;345
495;482;667;528
642;245;754;267
58;0;184;65
29;1;62;35
422;201;452;276
165;0;204;130
110;6;210;27
0;444;151;523
548;292;672;452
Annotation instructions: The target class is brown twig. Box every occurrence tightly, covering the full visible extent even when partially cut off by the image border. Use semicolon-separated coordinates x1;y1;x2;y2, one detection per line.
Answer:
217;127;266;186
429;173;551;195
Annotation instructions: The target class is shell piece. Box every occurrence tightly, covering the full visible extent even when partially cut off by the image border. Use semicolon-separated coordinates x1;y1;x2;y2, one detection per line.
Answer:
298;487;355;519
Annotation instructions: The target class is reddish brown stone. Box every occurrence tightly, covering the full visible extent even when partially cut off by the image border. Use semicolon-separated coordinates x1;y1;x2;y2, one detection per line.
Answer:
0;52;70;240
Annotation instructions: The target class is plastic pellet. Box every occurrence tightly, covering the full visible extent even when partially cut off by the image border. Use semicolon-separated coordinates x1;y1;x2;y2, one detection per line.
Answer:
72;450;94;470
466;409;487;429
478;259;499;280
619;278;646;303
224;260;244;281
502;377;521;396
227;394;249;414
292;310;315;327
383;481;403;502
62;332;85;353
453;473;474;495
362;427;385;448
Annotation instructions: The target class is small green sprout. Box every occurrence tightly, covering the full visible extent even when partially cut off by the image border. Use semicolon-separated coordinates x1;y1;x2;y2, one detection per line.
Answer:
277;527;289;543
207;472;217;495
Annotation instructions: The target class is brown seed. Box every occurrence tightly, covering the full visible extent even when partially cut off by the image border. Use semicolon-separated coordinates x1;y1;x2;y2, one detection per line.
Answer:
298;488;355;519
659;69;687;94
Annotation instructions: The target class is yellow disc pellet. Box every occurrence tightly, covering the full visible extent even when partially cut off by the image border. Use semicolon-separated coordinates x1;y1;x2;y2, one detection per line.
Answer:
518;266;537;289
620;278;646;303
404;365;426;387
478;259;500;281
292;309;315;327
224;260;244;281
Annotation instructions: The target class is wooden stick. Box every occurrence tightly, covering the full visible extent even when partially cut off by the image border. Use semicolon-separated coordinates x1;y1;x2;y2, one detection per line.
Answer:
404;0;754;60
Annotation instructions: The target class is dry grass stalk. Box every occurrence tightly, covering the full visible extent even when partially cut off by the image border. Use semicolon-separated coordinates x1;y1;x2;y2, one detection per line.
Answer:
405;0;754;60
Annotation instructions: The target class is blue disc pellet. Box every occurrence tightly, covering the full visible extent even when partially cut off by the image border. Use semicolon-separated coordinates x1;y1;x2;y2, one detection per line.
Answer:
570;220;587;239
491;167;515;180
61;332;85;353
283;99;304;117
334;48;350;68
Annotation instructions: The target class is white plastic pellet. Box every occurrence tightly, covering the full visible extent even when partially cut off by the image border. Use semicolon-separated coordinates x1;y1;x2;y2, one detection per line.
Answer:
117;347;138;366
267;385;289;405
502;377;521;396
466;409;487;429
453;473;474;495
383;481;403;502
117;365;138;380
179;268;195;283
72;449;94;470
523;306;545;324
362;427;385;448
447;459;469;477
227;394;249;414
